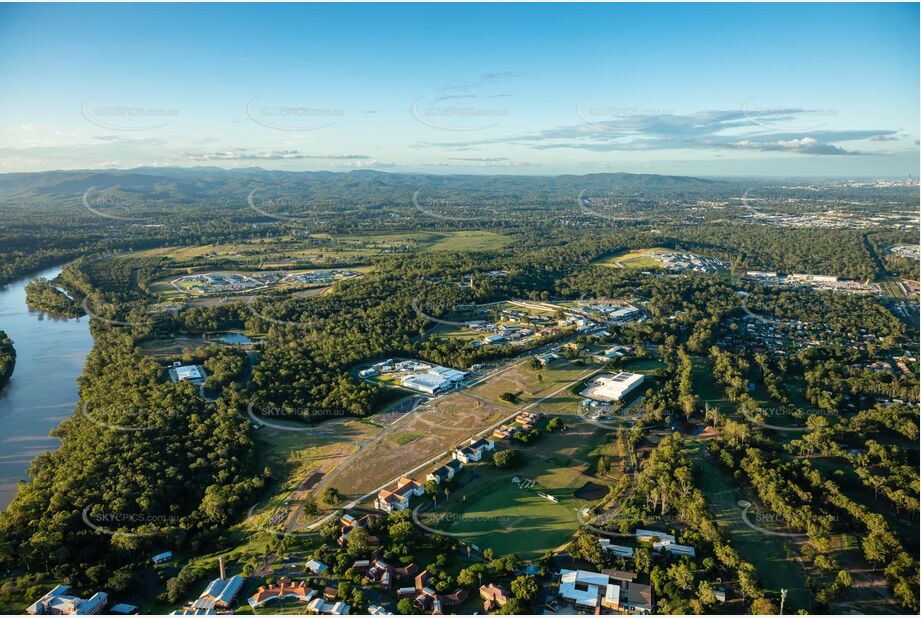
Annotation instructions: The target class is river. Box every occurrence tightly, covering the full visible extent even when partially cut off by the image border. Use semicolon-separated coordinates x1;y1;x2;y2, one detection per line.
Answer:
0;266;92;509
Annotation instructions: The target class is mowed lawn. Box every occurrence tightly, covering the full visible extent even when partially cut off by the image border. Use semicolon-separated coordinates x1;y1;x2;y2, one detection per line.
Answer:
431;476;581;558
594;247;674;269
419;414;611;559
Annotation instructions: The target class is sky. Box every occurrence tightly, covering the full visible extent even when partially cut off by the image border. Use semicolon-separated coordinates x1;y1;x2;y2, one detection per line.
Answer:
0;3;918;178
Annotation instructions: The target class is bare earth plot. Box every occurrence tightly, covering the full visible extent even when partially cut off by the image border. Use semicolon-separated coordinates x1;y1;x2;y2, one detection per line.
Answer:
322;391;514;497
470;359;601;414
246;419;383;532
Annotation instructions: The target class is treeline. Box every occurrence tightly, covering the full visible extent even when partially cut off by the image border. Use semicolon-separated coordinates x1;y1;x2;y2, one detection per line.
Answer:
746;287;905;344
0;330;15;393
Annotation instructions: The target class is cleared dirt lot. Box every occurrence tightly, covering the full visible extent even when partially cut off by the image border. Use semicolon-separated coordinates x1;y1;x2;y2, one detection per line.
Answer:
326;391;514;497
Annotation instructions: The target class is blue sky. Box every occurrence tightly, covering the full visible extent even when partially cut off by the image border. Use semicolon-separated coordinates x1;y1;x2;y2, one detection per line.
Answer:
0;3;918;177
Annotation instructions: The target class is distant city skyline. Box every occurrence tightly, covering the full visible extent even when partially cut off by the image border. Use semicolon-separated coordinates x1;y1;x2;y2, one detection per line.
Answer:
0;3;918;177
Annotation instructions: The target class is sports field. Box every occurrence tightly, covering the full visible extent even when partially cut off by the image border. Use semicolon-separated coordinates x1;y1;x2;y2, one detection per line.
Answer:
594;247;675;269
417;414;612;558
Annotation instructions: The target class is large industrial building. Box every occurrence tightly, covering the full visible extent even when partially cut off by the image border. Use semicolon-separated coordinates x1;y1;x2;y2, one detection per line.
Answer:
581;372;645;403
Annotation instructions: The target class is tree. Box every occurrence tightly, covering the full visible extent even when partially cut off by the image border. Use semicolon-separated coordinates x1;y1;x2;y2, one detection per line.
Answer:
321;487;341;505
389;520;415;544
750;596;777;615
458;564;485;588
697;580;716;607
633;547;652;573
570;530;603;567
511;575;539;602
497;598;528;614
500;392;519;403
494;449;524;469
346;526;370;557
396;598;415;614
667;562;695;591
303;495;320;516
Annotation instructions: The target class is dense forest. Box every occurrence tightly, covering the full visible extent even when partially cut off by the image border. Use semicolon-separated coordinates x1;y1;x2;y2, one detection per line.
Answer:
0;330;14;393
0;328;263;587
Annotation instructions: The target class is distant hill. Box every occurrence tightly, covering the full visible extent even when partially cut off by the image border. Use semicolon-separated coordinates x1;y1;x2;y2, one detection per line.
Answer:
0;167;725;198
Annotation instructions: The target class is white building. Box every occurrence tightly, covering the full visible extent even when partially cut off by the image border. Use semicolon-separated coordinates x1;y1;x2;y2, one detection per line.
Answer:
558;570;653;614
400;372;451;395
168;363;207;384
635;529;676;544
599;539;634;557
658;543;696;557
306;598;351;615
454;438;494;463
27;586;108;615
582;372;645;402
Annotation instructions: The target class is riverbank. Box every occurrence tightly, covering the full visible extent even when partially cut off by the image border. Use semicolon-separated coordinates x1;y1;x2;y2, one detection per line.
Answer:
0;265;92;509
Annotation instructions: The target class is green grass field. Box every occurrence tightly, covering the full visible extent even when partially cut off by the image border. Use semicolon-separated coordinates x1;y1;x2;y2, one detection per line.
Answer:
419;414;612;558
594;247;675;269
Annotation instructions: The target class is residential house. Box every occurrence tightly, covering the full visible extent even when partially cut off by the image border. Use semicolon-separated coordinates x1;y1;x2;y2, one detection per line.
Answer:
445;459;463;477
375;477;424;512
306;559;329;575
454;438;494;463
427;458;462;484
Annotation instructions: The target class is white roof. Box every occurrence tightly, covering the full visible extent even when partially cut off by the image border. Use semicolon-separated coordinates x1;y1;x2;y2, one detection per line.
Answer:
584;372;644;402
175;365;202;380
600;542;634;557
401;372;448;391
432;366;467;381
560;569;609;607
636;529;676;544
604;583;621;606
